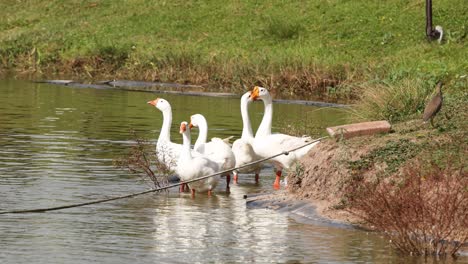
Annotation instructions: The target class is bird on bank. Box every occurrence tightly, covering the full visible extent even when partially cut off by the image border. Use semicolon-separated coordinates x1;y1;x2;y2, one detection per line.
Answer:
423;81;443;127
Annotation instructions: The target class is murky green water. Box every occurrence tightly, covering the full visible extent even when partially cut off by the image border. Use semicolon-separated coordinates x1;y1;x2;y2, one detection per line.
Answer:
1;80;465;263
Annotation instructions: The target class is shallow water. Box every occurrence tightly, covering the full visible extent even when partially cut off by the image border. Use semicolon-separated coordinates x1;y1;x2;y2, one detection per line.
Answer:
0;80;465;263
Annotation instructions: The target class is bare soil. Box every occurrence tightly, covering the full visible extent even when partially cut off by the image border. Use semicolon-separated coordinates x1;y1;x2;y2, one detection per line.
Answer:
286;135;388;227
286;117;466;228
247;132;398;228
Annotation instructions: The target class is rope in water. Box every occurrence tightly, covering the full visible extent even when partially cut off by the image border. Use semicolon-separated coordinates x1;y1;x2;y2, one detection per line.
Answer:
0;136;329;215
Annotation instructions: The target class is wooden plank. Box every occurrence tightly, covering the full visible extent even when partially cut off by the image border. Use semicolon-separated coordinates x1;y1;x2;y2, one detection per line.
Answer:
326;121;391;139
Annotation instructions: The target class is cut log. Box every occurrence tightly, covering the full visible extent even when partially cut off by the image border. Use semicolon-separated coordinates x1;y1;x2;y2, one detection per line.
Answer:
326;121;391;139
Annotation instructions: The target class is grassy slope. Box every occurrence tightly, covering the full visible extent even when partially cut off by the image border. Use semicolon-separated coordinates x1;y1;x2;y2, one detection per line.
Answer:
0;0;466;99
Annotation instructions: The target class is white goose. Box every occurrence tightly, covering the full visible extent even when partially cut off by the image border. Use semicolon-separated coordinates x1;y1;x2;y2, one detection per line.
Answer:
231;91;262;183
189;114;236;190
177;121;221;197
147;98;181;171
148;98;197;192
250;86;319;189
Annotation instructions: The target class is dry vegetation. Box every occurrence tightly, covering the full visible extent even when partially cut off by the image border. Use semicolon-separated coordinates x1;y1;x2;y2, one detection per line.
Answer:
346;160;467;256
288;110;467;257
114;131;174;189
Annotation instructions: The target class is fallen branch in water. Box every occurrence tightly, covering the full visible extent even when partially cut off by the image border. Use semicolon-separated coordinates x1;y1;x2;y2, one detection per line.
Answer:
114;131;174;189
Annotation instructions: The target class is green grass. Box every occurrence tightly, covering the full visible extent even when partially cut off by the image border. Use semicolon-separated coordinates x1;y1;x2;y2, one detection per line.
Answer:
353;78;435;122
353;76;467;123
0;0;466;104
347;138;423;175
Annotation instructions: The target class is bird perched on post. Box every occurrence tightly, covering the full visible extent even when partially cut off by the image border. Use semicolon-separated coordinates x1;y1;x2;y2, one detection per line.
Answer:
423;81;443;127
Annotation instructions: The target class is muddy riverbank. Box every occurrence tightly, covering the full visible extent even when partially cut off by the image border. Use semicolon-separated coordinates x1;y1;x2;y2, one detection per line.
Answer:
36;79;350;107
246;191;361;230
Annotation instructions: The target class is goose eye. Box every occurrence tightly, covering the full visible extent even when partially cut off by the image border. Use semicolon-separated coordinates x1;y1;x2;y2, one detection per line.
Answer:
160;100;163;103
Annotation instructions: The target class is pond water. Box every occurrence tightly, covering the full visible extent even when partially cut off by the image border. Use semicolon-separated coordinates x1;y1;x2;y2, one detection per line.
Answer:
0;80;464;263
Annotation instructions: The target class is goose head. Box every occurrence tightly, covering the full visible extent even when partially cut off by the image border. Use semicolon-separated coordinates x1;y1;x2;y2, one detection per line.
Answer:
179;121;190;134
189;114;206;129
249;86;271;102
241;91;253;103
147;98;172;112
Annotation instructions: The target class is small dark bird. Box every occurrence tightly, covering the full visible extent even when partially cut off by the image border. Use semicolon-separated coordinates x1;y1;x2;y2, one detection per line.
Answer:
423;81;443;127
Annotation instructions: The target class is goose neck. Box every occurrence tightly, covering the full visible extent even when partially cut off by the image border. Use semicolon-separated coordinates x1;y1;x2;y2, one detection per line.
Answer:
194;121;208;151
240;95;254;139
255;97;273;138
159;109;172;142
180;131;192;161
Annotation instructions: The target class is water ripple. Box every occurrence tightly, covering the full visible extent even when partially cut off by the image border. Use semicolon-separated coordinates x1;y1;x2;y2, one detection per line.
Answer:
0;80;427;264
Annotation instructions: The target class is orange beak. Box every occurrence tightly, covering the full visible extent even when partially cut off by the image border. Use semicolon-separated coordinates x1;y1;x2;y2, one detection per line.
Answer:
189;123;194;129
147;98;159;106
180;122;187;133
249;86;260;101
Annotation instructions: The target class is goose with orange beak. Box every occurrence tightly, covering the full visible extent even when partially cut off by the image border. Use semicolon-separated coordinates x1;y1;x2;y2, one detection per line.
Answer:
177;121;221;197
148;98;194;192
147;98;181;171
231;91;263;184
249;86;319;189
189;114;235;191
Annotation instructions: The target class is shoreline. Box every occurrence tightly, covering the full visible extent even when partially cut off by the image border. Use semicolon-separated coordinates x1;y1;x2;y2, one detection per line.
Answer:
34;79;350;108
245;190;363;230
246;190;468;256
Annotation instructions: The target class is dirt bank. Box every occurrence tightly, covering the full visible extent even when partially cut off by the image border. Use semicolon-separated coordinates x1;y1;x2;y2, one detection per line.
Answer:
286;133;400;227
286;116;466;227
246;129;415;228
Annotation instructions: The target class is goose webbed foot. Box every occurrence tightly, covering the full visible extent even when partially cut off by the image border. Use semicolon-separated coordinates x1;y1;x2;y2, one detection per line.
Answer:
273;170;282;190
180;182;186;193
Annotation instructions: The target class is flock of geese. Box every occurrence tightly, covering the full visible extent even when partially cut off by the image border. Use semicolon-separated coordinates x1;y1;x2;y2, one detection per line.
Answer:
147;86;319;197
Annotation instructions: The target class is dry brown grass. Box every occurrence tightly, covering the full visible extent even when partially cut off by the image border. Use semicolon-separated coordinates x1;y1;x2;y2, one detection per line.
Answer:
3;52;358;102
346;160;467;257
